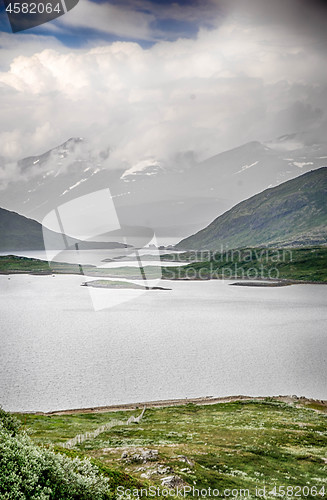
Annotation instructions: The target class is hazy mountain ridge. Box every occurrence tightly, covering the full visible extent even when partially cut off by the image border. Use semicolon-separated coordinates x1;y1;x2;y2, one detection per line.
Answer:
0;207;71;251
0;207;130;251
0;136;326;243
177;167;327;250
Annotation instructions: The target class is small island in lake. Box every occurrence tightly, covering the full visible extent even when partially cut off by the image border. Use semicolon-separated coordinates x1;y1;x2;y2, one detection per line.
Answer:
81;279;171;290
230;281;292;287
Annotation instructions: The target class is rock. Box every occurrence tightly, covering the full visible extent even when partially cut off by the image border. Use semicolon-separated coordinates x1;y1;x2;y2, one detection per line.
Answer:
143;449;159;462
121;448;159;464
161;475;184;488
156;465;172;475
141;471;155;479
177;455;194;467
180;467;192;473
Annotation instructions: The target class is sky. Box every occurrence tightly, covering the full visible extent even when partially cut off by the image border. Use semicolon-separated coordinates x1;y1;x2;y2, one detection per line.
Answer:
0;0;327;184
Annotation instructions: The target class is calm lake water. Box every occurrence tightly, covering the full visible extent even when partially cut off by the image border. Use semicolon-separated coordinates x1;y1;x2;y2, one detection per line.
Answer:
0;274;326;412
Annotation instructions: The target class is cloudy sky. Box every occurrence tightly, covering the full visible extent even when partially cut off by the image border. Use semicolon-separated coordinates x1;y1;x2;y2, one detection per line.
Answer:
0;0;326;183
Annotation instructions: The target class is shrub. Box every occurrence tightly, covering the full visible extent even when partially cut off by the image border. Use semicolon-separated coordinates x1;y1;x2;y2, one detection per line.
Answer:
0;406;21;435
0;409;111;499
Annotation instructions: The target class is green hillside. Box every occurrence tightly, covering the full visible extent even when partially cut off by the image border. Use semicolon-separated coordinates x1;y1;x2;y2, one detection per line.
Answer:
0;207;131;251
177;168;327;250
0;207;51;250
0;207;77;251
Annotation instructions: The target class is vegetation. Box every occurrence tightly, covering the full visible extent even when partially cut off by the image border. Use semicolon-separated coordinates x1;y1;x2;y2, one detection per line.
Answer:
161;246;327;282
0;409;112;498
0;207;49;251
6;400;326;499
0;407;145;499
82;280;170;290
0;206;129;252
177;167;327;250
1;246;327;282
0;255;84;275
82;280;147;289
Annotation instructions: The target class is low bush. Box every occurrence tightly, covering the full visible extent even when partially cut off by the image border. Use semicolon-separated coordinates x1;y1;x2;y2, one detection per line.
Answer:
0;407;111;499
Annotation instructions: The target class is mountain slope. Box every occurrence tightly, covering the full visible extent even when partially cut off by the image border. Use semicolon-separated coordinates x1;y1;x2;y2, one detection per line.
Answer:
0;207;67;251
0;208;130;251
1;137;326;243
177;167;327;250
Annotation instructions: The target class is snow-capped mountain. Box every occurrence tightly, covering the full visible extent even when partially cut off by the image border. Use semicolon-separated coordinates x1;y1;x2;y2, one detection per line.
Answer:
0;137;119;224
1;135;326;244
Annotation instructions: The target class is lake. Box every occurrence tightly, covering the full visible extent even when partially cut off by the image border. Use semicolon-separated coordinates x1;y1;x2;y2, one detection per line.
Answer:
0;274;326;412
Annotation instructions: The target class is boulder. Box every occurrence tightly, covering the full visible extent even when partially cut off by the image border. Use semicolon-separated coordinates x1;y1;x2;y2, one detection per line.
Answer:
161;475;184;488
121;448;159;464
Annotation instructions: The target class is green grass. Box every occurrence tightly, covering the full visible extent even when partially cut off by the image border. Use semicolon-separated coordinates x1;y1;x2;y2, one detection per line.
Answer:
0;255;85;275
162;246;327;282
15;400;327;499
1;246;327;282
18;411;132;446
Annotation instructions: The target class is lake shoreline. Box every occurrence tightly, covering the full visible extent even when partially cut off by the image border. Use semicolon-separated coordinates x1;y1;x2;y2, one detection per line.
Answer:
16;394;327;416
1;270;327;285
1;251;327;283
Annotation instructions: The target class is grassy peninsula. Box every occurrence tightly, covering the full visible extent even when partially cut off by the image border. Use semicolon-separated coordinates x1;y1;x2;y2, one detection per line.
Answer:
1;246;327;283
161;246;327;283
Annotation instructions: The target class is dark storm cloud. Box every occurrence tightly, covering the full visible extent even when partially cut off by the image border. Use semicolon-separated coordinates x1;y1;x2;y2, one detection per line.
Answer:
217;0;327;45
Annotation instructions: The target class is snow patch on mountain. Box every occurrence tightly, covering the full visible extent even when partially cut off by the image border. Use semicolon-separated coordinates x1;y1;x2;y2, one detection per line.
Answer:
291;162;314;169
60;178;88;196
235;161;259;174
121;158;162;180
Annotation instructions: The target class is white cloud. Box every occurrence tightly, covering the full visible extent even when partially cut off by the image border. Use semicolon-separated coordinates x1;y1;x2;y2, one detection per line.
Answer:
0;10;326;184
0;31;65;70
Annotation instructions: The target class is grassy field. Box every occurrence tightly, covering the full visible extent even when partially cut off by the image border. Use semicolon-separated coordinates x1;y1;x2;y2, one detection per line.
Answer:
15;399;327;499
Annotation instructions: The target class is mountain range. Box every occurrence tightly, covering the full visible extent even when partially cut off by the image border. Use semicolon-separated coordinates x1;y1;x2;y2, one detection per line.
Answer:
2;167;326;252
177;167;327;250
0;134;326;243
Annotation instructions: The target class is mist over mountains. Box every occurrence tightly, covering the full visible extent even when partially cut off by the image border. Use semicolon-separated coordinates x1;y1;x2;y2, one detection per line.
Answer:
0;133;326;244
